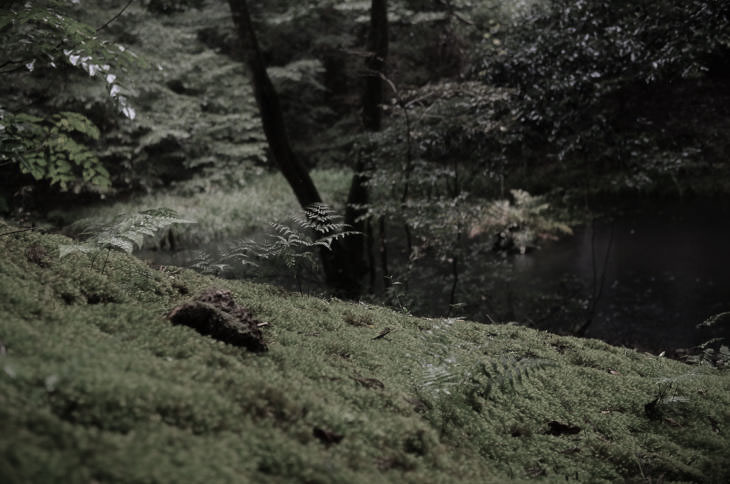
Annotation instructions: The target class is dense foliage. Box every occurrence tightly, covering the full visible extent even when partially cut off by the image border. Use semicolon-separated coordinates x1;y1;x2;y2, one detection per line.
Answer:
0;0;142;210
481;0;730;192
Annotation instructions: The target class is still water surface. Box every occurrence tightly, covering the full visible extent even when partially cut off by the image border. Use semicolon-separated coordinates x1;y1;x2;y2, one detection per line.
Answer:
143;201;730;352
513;202;730;351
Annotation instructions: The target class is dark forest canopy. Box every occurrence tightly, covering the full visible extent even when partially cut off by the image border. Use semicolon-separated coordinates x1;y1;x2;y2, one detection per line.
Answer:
2;0;728;201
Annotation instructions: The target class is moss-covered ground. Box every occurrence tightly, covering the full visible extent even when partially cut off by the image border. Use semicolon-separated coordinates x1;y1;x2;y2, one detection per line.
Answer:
1;224;729;483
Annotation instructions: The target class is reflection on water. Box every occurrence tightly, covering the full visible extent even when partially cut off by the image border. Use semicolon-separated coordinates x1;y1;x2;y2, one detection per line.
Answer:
513;202;730;351
140;201;729;353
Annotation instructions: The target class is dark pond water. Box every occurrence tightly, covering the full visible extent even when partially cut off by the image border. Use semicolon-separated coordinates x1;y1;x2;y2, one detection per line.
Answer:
512;201;730;351
141;201;729;353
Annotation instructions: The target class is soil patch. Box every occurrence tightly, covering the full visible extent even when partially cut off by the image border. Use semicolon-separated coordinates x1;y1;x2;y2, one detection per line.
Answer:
167;289;268;352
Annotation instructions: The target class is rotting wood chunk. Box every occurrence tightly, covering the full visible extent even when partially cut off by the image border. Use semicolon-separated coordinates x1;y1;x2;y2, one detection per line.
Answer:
167;289;267;352
313;427;343;445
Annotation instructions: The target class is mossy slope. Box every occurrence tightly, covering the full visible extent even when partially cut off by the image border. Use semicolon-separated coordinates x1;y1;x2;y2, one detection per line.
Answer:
1;227;729;483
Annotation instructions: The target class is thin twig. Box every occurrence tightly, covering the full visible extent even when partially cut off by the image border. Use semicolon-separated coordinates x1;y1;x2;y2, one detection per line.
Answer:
0;227;38;237
95;0;136;33
576;219;614;336
448;252;459;311
372;327;393;340
379;217;390;289
100;247;111;274
366;219;376;293
590;218;599;306
594;221;614;315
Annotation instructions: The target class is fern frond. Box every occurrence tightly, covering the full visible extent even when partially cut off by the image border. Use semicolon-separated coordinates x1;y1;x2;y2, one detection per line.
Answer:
58;243;96;258
420;362;462;395
270;222;298;239
222;239;256;259
470;189;572;253
60;208;195;257
222;203;358;289
471;356;557;397
311;230;360;250
292;202;349;235
414;318;466;397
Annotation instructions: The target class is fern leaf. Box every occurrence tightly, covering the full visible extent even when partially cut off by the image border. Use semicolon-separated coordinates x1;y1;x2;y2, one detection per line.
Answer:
94;234;135;253
61;209;195;256
223;203;357;288
58;243;95;258
312;231;360;250
472;356;557;397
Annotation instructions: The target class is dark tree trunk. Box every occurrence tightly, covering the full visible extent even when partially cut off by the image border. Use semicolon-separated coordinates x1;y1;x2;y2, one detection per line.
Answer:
227;0;362;296
340;0;389;292
343;155;369;283
227;0;320;208
362;0;389;132
324;0;389;292
355;0;390;288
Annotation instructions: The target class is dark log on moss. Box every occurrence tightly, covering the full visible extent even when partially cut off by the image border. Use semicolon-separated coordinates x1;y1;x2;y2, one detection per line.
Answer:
167;289;267;352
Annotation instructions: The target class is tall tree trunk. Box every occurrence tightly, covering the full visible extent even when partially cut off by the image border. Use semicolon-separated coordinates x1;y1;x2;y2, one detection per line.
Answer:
343;153;369;283
362;0;389;132
340;0;389;290
356;0;390;288
227;0;360;295
227;0;320;208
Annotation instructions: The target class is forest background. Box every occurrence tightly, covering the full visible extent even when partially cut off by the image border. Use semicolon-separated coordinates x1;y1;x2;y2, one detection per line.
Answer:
1;0;729;346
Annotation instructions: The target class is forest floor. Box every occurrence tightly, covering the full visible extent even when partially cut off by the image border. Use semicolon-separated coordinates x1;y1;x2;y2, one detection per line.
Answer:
3;1;730;481
1;223;729;483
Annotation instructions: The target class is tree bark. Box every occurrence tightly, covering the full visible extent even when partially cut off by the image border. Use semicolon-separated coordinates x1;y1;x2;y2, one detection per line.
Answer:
343;153;369;283
339;0;389;292
227;0;321;208
355;0;390;288
362;0;389;132
228;0;364;296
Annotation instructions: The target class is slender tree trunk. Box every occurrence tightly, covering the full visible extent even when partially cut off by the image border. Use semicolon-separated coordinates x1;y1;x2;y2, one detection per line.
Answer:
227;0;360;295
343;152;369;285
357;0;390;288
339;0;390;290
362;0;389;132
227;0;320;208
366;219;376;292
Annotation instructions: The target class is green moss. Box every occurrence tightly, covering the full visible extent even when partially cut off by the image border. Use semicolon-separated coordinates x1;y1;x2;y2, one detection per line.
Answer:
1;225;729;482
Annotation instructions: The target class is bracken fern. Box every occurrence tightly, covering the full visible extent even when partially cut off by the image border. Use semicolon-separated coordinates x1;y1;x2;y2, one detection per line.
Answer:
59;209;194;271
414;318;557;402
467;356;557;398
224;203;357;292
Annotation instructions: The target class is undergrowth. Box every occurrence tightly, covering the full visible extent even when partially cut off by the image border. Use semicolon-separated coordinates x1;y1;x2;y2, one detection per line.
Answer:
222;203;356;292
49;168;351;246
61;208;194;255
